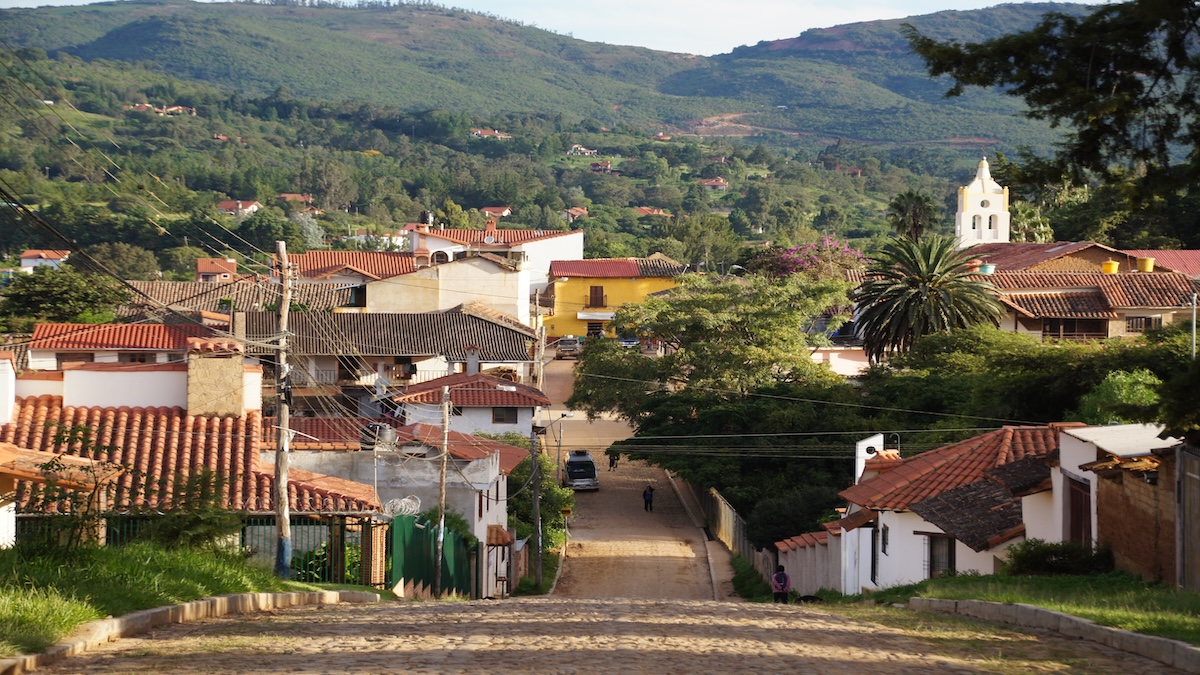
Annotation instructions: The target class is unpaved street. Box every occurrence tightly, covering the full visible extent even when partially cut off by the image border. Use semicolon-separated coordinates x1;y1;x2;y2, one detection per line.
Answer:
553;459;713;600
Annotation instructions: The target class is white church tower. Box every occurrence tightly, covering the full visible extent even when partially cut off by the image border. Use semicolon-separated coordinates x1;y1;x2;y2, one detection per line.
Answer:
955;157;1010;249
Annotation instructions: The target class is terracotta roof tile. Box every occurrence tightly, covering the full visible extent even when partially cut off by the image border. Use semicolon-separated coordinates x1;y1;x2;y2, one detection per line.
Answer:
397;422;528;475
31;323;210;351
965;241;1120;270
122;280;353;316
3;396;377;513
839;426;1058;511
425;228;577;247
288;251;415;280
549;257;686;278
1001;291;1116;318
393;372;550;407
20;250;71;260
237;306;534;362
487;523;514;546
1123;250;1200;275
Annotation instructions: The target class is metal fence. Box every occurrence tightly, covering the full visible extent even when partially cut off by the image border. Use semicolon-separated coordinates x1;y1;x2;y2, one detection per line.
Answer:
390;514;473;599
15;513;389;587
696;485;775;582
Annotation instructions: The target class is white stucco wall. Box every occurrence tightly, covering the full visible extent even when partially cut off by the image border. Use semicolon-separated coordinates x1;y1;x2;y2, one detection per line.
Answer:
400;403;535;437
63;370;187;409
810;348;870;377
0;502;14;548
27;349;173;370
0;357;14;425
841;524;871;594
14;376;62;399
1023;490;1059;543
1057;433;1100;546
242;369;263;411
516;232;585;294
276;446;510;598
367;258;531;324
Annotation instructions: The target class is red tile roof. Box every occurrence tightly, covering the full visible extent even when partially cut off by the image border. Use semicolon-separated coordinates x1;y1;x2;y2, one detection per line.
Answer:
965;241;1120;270
398;422;528;475
1001;291;1117;319
550;257;687;278
839;426;1059;511
393;372;550;408
1123;250;1200;275
4;396;378;513
425;228;579;247
196;258;237;276
30;323;210;351
287;251;416;281
20;249;71;261
988;271;1199;309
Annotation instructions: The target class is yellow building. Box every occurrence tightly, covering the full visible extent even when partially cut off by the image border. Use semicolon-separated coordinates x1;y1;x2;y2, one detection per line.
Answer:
545;255;686;339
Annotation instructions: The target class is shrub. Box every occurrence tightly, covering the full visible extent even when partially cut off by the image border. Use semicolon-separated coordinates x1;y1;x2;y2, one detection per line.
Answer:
1004;538;1114;576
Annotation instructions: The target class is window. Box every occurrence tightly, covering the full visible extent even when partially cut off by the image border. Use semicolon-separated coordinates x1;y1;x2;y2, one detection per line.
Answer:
432;251;450;264
881;524;889;555
971;214;981;231
588;285;605;307
119;352;151;364
1066;476;1092;545
928;535;956;578
451;406;463;417
492;407;518;424
586;321;605;338
1125;316;1162;333
988;214;997;230
55;353;94;369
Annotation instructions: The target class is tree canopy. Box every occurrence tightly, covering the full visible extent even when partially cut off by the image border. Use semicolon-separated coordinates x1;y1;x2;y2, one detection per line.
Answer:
0;266;130;329
903;1;1200;200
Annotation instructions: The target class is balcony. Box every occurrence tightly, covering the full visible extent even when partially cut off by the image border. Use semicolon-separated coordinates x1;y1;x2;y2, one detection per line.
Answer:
583;293;608;308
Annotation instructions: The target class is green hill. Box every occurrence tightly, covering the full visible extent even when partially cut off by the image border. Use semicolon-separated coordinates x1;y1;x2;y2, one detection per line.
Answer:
0;1;1092;153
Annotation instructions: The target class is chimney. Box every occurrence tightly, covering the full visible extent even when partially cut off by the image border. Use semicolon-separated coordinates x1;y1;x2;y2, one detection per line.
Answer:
465;346;481;376
236;200;242;211
486;219;497;232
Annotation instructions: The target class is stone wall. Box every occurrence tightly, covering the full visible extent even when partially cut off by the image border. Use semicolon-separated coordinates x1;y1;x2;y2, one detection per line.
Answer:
187;354;244;417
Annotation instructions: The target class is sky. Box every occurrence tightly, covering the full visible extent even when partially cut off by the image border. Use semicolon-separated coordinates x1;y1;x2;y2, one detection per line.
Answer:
0;1;1102;55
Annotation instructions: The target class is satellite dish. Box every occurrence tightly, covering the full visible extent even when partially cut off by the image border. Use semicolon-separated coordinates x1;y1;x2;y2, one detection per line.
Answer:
483;235;496;244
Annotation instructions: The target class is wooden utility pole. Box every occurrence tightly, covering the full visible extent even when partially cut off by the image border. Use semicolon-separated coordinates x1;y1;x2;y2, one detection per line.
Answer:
434;385;450;597
533;289;545;391
273;241;294;578
530;429;543;588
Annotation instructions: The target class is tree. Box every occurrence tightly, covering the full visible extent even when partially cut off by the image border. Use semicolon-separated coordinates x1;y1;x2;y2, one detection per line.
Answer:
885;189;939;241
71;242;160;281
903;1;1200;199
0;265;129;327
1066;369;1161;425
851;235;1005;363
567;272;852;424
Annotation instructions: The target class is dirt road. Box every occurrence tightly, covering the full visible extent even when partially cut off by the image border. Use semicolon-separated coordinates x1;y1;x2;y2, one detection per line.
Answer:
552;459;713;601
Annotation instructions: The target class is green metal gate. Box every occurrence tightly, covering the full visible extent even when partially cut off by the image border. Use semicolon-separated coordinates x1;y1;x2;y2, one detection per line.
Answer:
390;514;472;598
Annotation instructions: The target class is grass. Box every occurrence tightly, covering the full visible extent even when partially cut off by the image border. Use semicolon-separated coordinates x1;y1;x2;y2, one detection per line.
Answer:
0;542;331;657
512;548;563;596
808;572;1200;646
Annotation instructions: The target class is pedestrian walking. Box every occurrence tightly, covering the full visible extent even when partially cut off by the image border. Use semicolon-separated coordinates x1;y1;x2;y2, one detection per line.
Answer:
608;453;618;471
642;485;654;511
772;565;791;603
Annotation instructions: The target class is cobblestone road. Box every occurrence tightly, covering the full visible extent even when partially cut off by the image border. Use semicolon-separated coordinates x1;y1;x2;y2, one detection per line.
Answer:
37;597;1180;674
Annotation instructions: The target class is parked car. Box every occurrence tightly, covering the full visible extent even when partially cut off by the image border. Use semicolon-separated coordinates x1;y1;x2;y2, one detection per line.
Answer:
555;335;581;359
617;336;640;349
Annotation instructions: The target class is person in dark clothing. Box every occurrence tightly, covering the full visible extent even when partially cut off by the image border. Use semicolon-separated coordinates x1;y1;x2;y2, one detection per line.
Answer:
609;453;618;471
772;565;791;603
642;485;655;511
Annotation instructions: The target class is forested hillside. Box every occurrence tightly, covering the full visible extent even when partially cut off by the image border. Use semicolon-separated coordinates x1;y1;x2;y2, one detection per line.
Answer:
0;0;1087;152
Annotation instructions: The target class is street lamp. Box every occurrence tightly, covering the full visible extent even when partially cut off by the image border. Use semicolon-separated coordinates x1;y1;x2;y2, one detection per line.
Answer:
548;413;575;483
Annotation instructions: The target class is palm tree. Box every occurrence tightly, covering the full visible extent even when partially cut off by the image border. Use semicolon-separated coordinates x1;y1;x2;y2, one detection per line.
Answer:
886;189;939;241
851;235;1005;363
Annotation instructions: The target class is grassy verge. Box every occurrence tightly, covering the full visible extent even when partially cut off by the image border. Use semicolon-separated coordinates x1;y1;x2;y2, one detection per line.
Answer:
0;542;333;657
512;548;562;595
816;572;1200;646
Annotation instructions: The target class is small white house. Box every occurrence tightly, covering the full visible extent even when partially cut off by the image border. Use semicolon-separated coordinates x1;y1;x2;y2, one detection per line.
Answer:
392;370;549;437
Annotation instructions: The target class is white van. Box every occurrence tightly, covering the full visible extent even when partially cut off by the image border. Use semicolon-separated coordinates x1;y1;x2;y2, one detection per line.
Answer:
563;450;599;490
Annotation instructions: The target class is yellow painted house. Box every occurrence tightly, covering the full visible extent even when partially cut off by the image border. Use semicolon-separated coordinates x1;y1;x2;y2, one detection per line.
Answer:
545;254;686;339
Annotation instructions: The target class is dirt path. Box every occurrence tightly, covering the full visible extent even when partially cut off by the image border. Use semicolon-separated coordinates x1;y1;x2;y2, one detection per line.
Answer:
552;460;713;601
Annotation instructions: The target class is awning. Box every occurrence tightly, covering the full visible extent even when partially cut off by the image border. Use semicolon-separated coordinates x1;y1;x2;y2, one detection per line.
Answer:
487;523;513;546
576;311;615;320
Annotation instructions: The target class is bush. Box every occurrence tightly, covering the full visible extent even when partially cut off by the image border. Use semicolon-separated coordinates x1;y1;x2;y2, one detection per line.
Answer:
1004;538;1114;576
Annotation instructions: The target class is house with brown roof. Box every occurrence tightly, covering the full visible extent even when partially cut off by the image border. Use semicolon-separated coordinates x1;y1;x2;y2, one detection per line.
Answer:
195;257;238;283
479;206;512;219
274;419;524;598
407;219;584;296
216;200;261;216
392;370;550;436
560;207;589;224
19;249;70;272
545;254;686;339
120;280;354;322
779;426;1072;594
27;323;214;371
234;304;537;417
469;129;512;140
633;206;672;218
589;161;612;173
696;176;728;191
364;252;531;324
988;271;1200;341
567;144;598;157
1122;249;1200;276
284;250;416;285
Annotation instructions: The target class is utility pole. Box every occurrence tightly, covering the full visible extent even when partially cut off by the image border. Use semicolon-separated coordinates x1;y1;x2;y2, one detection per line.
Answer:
434;385;450;597
273;241;294;578
530;428;543;588
533;289;545;392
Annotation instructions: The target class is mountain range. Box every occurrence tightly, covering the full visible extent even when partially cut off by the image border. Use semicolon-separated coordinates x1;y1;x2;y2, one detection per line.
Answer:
0;1;1091;152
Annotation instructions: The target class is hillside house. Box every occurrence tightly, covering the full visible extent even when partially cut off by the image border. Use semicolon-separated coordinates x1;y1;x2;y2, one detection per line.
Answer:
697;177;728;191
19;249;70;272
216;200;261;216
480;206;512;219
195;257;238;283
470;129;512;140
392;371;550;436
568;145;598;157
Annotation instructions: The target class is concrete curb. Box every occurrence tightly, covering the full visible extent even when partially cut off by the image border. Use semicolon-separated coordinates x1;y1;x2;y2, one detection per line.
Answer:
909;596;1200;673
0;590;379;675
663;468;720;602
